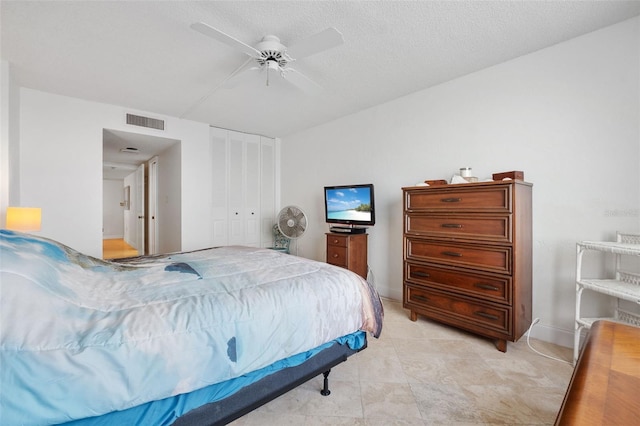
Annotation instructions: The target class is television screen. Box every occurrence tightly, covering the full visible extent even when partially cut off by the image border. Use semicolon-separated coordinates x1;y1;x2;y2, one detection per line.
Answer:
324;184;375;227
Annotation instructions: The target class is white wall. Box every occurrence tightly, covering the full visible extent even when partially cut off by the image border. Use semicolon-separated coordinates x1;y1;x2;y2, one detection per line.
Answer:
18;89;211;256
280;17;640;346
102;179;124;238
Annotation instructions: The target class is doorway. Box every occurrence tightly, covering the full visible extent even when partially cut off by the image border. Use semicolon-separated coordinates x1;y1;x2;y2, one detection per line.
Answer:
102;129;181;258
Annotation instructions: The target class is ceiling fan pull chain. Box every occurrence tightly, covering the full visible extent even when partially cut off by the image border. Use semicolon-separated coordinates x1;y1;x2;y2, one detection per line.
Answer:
266;63;270;86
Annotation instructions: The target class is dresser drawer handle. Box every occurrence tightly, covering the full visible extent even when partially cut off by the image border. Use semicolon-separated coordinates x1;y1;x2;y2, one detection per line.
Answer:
440;197;461;203
412;271;431;278
332;253;340;258
474;311;499;321
332;239;339;244
441;223;462;229
474;283;500;291
441;251;462;257
413;295;430;303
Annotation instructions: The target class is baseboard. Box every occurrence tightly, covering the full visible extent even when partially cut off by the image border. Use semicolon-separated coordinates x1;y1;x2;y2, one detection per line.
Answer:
103;234;124;240
527;321;579;349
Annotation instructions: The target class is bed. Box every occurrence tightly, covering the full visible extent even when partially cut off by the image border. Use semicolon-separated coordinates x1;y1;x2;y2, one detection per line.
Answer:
0;230;383;425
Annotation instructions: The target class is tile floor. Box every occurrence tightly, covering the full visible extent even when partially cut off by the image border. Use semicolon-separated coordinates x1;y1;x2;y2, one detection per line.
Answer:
231;298;574;425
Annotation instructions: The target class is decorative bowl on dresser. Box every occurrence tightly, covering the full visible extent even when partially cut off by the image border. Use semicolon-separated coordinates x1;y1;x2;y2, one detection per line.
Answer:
402;180;533;352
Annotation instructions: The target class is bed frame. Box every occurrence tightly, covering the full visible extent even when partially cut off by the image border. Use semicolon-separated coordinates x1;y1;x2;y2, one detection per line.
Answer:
173;336;367;425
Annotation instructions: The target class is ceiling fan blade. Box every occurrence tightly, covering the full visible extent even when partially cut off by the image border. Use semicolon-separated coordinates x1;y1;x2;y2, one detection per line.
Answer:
286;27;344;60
284;68;323;95
224;65;262;89
191;22;261;58
180;57;254;118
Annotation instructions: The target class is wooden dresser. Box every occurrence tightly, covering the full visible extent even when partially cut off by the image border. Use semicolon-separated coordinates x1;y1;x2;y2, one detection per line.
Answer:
402;180;532;351
326;233;368;279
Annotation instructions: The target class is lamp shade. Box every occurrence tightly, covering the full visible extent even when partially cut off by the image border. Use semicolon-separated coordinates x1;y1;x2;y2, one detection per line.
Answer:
6;207;42;231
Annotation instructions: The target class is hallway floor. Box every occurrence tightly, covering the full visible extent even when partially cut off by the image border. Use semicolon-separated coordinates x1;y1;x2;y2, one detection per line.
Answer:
103;238;138;259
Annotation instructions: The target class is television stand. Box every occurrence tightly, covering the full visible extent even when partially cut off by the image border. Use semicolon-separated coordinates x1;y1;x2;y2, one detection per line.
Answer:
329;226;367;234
326;232;368;279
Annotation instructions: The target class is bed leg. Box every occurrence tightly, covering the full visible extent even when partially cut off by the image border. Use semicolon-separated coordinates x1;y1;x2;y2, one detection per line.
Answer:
320;370;331;396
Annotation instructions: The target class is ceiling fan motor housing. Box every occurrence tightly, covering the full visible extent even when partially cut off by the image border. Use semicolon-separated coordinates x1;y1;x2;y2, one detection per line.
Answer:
256;35;290;68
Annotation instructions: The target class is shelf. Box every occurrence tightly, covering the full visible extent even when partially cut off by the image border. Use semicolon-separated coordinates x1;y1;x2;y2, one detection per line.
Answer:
577;310;640;328
577;274;640;302
578;241;640;256
573;233;640;365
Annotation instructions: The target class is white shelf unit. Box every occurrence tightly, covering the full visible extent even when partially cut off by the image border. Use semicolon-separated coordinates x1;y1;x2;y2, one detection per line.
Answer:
574;232;640;364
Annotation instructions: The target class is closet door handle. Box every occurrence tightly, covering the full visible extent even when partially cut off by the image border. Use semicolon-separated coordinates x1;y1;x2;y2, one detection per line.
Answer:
441;197;461;203
441;251;462;257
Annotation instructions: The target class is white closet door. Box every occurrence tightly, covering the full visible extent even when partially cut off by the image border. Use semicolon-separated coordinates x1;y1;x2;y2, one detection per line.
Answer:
209;126;277;248
244;134;261;247
210;127;229;247
260;137;276;247
228;131;245;245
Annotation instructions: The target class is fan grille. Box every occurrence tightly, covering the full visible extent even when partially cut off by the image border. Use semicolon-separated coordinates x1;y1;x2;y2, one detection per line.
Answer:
257;50;289;68
277;206;307;239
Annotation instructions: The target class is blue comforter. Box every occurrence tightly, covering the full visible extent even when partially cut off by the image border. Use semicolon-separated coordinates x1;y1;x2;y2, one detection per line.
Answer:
0;230;383;425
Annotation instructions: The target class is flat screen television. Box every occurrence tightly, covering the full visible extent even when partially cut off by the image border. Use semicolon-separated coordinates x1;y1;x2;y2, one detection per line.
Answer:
324;184;375;233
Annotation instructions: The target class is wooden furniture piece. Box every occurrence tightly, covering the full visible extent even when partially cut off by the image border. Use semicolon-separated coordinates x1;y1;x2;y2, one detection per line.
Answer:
555;320;640;425
574;232;640;363
402;180;532;352
326;232;368;279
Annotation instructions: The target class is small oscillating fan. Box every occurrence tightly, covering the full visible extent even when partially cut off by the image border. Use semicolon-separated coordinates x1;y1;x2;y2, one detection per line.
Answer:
277;206;307;255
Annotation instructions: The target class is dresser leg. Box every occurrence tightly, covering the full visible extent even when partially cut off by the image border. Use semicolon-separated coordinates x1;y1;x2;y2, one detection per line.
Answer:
495;339;507;352
410;311;418;322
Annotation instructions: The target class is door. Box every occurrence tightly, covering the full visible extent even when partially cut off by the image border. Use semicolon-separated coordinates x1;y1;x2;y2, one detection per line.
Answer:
211;128;228;247
134;163;145;254
228;132;244;245
210;128;267;247
244;134;261;246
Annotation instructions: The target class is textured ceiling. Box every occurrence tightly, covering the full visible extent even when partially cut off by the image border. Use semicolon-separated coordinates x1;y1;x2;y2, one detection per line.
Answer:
2;1;640;139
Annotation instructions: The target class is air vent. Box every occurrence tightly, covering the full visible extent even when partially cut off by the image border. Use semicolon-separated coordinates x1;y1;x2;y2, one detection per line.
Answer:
126;113;165;130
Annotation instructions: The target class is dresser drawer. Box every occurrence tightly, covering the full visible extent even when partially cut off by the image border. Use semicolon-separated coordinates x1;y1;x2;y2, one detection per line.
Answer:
405;184;511;213
327;245;348;267
406;238;511;274
405;262;511;304
326;234;348;247
405;285;511;335
406;214;511;242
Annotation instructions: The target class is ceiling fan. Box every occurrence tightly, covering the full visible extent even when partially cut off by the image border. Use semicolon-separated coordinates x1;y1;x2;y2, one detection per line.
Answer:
190;22;344;94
